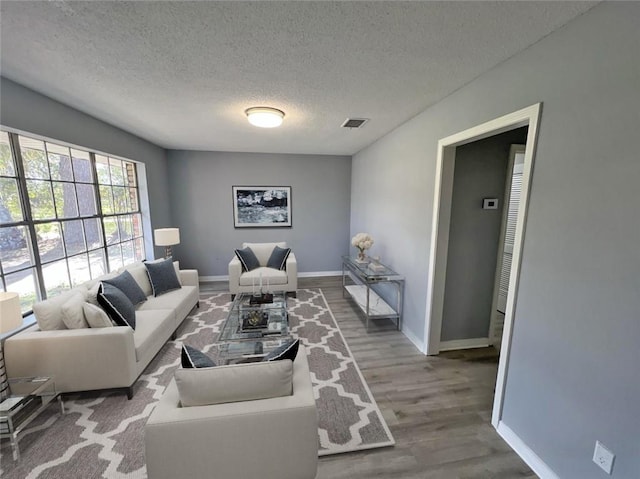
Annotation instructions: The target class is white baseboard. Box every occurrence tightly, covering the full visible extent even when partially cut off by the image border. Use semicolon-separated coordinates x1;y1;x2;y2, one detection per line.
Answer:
199;275;228;282
402;327;426;354
298;271;342;278
200;271;342;283
496;422;559;479
439;337;490;352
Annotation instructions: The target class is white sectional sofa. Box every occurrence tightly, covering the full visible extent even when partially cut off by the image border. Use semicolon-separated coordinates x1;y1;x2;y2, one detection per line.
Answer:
4;261;199;399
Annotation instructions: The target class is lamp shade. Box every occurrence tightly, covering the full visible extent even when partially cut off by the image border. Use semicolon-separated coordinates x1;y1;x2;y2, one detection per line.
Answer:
0;292;22;333
154;228;180;246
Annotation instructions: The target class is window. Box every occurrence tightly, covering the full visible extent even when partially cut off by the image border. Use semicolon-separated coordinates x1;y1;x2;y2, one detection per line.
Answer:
0;130;145;313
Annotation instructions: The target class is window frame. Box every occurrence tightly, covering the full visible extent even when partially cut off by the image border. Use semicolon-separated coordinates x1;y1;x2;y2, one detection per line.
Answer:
0;129;146;315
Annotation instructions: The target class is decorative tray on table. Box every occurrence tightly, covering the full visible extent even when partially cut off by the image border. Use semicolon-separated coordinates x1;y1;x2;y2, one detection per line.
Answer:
240;310;270;331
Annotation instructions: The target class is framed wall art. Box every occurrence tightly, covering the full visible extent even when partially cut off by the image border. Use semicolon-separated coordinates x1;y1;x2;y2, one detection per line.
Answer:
232;186;292;228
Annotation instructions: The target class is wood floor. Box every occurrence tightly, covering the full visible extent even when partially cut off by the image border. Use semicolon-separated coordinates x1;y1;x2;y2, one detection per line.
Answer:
202;276;536;479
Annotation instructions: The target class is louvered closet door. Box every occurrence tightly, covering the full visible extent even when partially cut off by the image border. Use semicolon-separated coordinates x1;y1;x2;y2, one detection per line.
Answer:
490;145;526;350
497;153;524;314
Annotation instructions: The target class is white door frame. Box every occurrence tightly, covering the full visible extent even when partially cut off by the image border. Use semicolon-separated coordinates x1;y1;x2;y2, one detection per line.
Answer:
422;103;542;428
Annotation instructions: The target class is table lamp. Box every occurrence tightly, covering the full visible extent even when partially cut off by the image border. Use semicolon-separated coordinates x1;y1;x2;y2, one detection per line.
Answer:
154;228;180;259
0;292;23;400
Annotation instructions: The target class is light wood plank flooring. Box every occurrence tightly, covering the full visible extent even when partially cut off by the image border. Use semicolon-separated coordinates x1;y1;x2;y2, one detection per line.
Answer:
201;276;536;479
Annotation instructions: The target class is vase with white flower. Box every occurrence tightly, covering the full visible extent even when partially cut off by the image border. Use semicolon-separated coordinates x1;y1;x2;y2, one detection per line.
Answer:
351;233;374;263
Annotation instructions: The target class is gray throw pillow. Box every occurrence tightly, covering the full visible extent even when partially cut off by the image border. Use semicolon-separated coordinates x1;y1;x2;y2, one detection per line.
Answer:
235;247;260;272
103;270;147;305
144;258;182;296
181;345;216;368
264;338;299;362
97;283;136;329
123;262;154;296
266;246;291;271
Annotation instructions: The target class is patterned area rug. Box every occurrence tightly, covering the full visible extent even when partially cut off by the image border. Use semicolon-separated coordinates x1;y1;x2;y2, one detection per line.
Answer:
0;289;393;478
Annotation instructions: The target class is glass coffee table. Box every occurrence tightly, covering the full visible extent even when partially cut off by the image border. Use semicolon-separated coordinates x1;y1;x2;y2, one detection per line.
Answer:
1;376;64;460
216;292;292;364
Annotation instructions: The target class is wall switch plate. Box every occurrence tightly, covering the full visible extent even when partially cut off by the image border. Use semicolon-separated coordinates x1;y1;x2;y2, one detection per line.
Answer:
593;441;615;474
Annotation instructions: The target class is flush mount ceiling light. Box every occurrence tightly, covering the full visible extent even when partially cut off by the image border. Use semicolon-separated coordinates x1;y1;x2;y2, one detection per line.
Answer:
245;107;285;128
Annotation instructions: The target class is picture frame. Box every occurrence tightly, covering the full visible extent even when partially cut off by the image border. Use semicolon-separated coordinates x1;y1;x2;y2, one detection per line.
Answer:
232;186;292;228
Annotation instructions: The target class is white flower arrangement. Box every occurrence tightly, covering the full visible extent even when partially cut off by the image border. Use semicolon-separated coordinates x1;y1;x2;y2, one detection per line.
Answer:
351;232;374;258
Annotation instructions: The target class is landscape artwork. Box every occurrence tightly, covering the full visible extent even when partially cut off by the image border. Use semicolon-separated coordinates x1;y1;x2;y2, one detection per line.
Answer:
233;186;292;228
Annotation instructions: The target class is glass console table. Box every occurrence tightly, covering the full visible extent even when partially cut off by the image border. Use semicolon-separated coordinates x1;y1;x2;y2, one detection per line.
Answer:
216;292;292;364
342;256;404;331
0;376;64;460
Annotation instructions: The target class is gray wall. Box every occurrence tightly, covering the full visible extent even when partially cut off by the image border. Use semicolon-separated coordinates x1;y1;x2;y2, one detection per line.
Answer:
166;150;351;275
351;3;639;478
0;77;172;259
441;128;527;342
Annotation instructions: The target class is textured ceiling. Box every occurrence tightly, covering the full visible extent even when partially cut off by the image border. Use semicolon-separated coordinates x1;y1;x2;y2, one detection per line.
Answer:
0;1;596;155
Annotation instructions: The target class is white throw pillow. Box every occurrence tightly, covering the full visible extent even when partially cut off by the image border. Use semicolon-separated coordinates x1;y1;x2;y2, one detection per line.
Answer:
61;291;89;329
86;282;101;306
33;288;85;330
83;303;113;328
175;359;293;407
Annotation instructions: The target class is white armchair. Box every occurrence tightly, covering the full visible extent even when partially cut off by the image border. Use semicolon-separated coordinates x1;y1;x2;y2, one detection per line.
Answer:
145;349;318;479
229;242;297;297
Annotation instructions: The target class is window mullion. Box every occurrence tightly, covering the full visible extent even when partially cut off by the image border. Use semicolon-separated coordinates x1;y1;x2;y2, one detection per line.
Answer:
90;152;110;273
8;132;46;301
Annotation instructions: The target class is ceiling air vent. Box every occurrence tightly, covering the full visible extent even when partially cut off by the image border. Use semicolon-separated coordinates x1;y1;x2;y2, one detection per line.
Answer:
341;118;369;129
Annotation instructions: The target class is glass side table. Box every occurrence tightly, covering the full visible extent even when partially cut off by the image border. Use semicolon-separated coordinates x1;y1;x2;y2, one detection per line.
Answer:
342;256;405;331
0;376;64;460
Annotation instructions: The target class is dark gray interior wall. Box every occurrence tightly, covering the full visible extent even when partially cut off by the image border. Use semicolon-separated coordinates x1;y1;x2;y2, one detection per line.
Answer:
166;150;351;274
0;77;172;259
441;128;527;342
352;3;639;477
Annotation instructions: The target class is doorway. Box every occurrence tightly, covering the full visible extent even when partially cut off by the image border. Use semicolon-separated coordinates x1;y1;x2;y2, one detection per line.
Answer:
438;130;528;352
423;103;542;428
